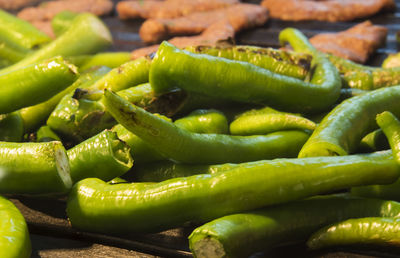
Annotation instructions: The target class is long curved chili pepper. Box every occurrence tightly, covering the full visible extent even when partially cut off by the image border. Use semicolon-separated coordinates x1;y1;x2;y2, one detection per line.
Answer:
189;194;400;258
298;86;400;158
185;45;311;80
150;28;341;113
66;151;399;234
103;89;310;164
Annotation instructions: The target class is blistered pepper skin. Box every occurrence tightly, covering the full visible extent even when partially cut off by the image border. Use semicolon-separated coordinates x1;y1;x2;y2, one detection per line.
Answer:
0;195;31;258
150;29;341;113
189;195;400;258
67;151;399;234
185;45;311;80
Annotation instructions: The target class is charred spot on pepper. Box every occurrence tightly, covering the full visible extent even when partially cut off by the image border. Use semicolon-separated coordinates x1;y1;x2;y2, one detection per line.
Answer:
72;88;89;100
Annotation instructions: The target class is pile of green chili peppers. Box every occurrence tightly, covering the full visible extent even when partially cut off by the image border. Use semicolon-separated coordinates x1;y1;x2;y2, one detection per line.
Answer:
2;8;400;258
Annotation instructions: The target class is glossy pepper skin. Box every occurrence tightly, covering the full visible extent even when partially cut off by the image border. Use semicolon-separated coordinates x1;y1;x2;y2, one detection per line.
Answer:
0;56;79;114
0;195;31;258
103;90;310;164
20;66;110;134
150;29;341;113
174;109;229;134
0;141;72;194
307;217;400;250
113;109;228;164
189;195;400;258
230;112;315;136
0;13;112;75
351;112;400;200
0;9;50;49
185;45;311;80
67;130;133;183
66;151;399;234
298;86;400;158
87;57;151;94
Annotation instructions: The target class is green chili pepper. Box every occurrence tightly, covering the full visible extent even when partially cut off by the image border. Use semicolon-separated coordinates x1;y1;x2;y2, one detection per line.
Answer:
128;160;250;182
230;113;316;135
298;86;400;157
0;13;112;75
328;55;400;90
112;124;165;164
114;109;228;165
19;66;110;134
376;111;400;163
87;57;151;93
0;112;23;142
47;80;153;143
36;125;61;142
358;129;388;153
351;111;400;200
103;90;310;164
185;45;311;80
51;11;79;37
67;150;399;234
0;195;31;258
307;217;400;251
189;195;400;258
0;39;30;64
0;141;72;194
71;52;132;72
0;9;50;50
174;109;229;134
338;88;367;102
150;29;341;113
67;130;133;183
382;53;400;69
0;56;79;114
